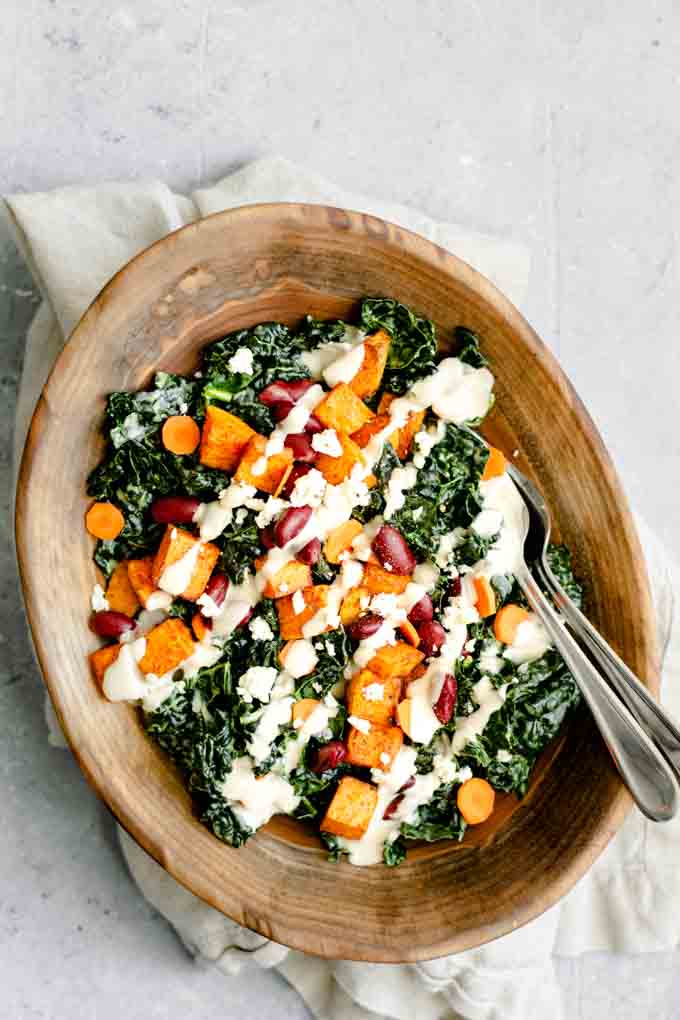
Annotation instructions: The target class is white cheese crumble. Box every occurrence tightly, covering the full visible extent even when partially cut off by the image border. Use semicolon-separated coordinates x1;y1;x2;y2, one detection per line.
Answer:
289;467;327;508
503;615;551;665
227;347;254;375
237;666;279;704
249;616;275;642
292;589;307;615
282;639;318;678
311;429;343;457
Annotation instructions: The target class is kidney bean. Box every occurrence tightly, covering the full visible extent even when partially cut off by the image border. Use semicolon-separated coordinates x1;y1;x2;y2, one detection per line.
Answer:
273;505;313;547
433;674;458;724
418;620;447;658
371;525;416;575
408;594;434;626
259;525;276;550
271;399;295;422
347;612;383;642
310;740;347;774
91;611;136;638
304;414;324;434
151;495;201;525
259;379;315;407
204;572;229;608
449;575;462;598
383;795;404;820
280;462;313;500
284;433;317;462
400;776;416;791
296;537;321;565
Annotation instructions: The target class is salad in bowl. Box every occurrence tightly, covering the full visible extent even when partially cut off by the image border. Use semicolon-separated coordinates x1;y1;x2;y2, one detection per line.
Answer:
85;297;581;867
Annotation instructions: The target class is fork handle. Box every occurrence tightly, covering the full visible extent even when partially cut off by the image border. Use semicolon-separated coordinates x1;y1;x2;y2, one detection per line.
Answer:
515;563;677;821
537;560;680;777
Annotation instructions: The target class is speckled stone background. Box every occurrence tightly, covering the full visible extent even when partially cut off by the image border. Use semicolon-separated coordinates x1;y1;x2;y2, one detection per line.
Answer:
2;2;680;1018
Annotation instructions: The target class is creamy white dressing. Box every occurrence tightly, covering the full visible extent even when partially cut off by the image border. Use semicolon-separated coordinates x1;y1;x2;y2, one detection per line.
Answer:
311;428;343;457
451;677;508;753
503;615;552;664
145;589;173;611
322;342;366;387
91;583;109;612
302;558;364;638
282;639;318;678
383;465;418;519
195;482;260;542
102;637;148;702
157;532;203;596
300;326;366;379
475;472;527;576
247;697;295;763
284;699;338;772
220;757;299;830
260;384;325;463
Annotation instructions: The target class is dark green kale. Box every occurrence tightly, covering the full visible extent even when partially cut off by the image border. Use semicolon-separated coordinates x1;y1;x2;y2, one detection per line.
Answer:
294;629;349;701
454;326;489;369
383;838;407;867
546;544;583;609
400;783;467;843
106;371;200;447
214;507;264;584
201;322;311;433
359;297;438;394
293;315;352;349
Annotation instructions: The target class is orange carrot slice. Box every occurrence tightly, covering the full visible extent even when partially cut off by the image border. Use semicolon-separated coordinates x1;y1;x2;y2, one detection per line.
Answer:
457;777;495;825
85;502;125;540
481;445;506;481
493;604;529;645
473;576;496;618
162;415;201;455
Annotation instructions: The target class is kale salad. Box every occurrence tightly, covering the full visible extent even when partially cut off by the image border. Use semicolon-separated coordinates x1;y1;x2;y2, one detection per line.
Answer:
85;297;582;866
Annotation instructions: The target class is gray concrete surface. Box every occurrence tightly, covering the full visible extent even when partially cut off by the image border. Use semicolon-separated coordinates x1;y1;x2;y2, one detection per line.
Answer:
1;2;679;1018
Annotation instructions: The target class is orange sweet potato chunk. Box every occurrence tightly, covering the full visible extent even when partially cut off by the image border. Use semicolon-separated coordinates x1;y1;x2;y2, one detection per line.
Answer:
346;724;404;769
89;644;121;687
351;413;399;453
137;618;194;676
339;586;371;625
199;405;258;472
367;642;425;681
233;435;294;494
127;557;163;608
315;432;364;485
313;383;374;434
349;330;391;399
254;557;312;599
362;562;411;595
377;392;426;459
346;670;401;725
151;526;220;601
105;561;140;617
320;776;378;840
324;519;363;564
276;585;330;640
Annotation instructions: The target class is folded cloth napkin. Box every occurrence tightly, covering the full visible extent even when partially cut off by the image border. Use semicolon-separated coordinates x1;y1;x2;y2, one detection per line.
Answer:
7;156;680;1020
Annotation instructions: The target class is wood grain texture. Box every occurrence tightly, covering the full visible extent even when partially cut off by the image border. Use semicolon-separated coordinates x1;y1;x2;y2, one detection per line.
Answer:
14;203;659;962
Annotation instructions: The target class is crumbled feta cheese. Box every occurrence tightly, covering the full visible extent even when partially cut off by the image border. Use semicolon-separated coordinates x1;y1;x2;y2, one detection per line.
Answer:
234;508;248;525
496;749;513;762
196;592;223;619
290;467;327;508
227;347;254;375
91;584;109;612
179;401;189;415
249;617;275;642
311;429;343;457
237;666;278;704
369;593;399;617
348;715;371;734
292;589;306;615
362;682;385;702
281;639;318;679
324;640;335;657
255;498;286;529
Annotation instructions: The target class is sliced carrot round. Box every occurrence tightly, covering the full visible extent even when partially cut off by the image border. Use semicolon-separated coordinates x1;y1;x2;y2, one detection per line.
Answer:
481;445;506;481
85;502;125;540
457;777;495;825
161;415;201;455
292;698;322;724
494;604;530;645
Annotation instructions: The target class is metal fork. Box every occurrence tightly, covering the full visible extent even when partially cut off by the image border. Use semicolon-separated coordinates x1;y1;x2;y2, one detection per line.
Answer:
508;462;680;784
506;472;677;821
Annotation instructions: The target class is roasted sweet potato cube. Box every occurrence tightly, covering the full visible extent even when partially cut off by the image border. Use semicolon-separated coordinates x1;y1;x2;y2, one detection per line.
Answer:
377;392;426;460
199;405;258;472
233;435;294;494
276;585;330;640
105;561;140;617
313;383;374;434
368;641;425;681
324;519;363;564
127;557;157;607
339;586;371;625
192;611;211;642
137;618;194;676
346;669;401;725
315;432;364;485
254;556;312;599
351;413;399;453
320;776;378;840
151;526;220;601
349;330;391;399
362;562;411;595
346;724;404;770
89;643;121;686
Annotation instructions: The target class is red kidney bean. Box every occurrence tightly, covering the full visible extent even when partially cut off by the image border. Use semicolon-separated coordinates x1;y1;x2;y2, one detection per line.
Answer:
449;575;462;598
433;674;458;724
151;495;201;525
91;611;136;638
383;794;404;820
310;740;347;774
284;433;317;462
400;776;416;791
304;414;324;434
347;612;383;642
204;572;229;608
418;620;447;658
408;594;434;626
296;538;321;565
271;399;295;422
280;462;313;500
259;379;315;407
237;607;254;628
259;525;276;550
273;505;313;547
372;525;417;575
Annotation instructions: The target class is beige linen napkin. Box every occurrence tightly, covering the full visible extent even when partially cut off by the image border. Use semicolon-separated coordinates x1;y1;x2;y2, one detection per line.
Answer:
8;157;680;1020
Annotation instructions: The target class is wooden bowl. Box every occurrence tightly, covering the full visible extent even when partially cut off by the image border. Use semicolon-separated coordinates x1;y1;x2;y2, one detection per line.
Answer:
15;203;658;962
